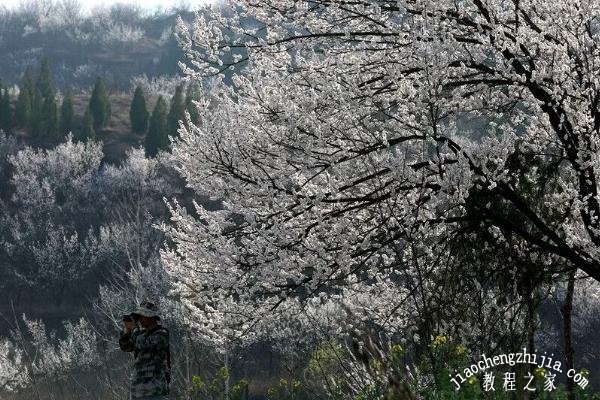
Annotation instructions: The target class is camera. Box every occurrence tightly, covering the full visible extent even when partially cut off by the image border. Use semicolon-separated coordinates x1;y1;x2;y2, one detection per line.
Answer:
122;313;140;322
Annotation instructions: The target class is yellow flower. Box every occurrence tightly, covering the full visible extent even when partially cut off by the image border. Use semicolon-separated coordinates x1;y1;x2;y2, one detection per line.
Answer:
580;368;590;377
535;367;546;378
468;376;478;385
372;359;384;371
219;366;230;379
431;335;448;348
391;344;404;356
455;344;468;356
191;375;205;388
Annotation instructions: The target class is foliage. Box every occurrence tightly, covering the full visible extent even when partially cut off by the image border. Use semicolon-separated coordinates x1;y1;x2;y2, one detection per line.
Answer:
166;83;185;139
41;94;58;138
35;58;54;100
88;77;111;129
6;1;600;399
59;92;74;136
161;0;600;363
79;107;95;142
303;341;350;399
145;95;168;157
130;74;184;98
267;338;600;400
15;74;32;128
0;316;100;395
0;1;198;89
0;135;107;306
0;338;28;392
184;367;249;400
0;86;12;133
29;89;44;136
22;59;62;138
185;82;201;126
129;85;149;134
267;378;307;400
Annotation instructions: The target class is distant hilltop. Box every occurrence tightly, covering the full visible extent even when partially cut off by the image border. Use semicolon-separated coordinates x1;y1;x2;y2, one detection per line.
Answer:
0;0;212;13
0;1;203;90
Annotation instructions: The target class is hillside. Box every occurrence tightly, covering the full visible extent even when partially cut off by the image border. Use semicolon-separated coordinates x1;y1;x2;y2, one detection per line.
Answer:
74;92;160;164
9;92;163;164
0;4;190;89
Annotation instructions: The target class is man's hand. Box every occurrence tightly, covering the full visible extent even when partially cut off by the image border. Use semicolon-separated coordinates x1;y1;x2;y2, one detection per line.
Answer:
123;320;136;333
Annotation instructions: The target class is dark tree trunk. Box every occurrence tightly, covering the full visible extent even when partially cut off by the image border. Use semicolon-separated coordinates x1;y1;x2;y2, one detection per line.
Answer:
526;290;537;400
561;270;576;400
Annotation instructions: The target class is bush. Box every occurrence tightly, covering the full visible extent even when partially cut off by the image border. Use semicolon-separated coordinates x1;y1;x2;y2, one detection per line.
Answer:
184;366;249;400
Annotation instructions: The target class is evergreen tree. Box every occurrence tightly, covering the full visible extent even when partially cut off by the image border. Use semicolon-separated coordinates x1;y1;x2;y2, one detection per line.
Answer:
167;84;186;138
0;86;12;133
145;96;168;158
15;88;31;128
89;77;111;129
129;86;149;134
15;69;34;128
42;95;59;138
22;67;35;99
36;58;54;100
79;107;95;142
59;92;74;135
185;82;201;126
30;89;43;136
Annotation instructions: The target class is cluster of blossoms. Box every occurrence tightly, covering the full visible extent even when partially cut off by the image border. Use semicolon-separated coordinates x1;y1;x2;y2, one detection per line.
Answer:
161;1;600;355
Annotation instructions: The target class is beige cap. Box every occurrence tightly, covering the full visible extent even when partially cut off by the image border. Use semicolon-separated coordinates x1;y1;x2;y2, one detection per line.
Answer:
133;300;160;318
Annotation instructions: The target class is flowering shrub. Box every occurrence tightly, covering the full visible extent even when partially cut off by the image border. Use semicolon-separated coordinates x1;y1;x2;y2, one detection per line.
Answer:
184;366;249;400
267;378;306;400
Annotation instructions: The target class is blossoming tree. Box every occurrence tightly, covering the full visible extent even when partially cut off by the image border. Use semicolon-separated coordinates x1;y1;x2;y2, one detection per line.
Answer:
163;0;600;350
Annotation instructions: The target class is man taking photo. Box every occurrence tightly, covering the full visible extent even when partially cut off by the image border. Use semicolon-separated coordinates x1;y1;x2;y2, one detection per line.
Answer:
119;300;171;400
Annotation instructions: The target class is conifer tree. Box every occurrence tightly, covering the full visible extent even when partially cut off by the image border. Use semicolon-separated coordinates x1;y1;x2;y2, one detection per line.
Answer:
129;86;149;134
43;95;58;138
15;88;31;128
16;69;34;128
185;82;201;126
59;92;74;136
167;84;186;138
79;107;95;142
22;67;35;99
30;89;43;136
145;96;168;157
0;86;12;133
89;77;111;129
36;58;54;100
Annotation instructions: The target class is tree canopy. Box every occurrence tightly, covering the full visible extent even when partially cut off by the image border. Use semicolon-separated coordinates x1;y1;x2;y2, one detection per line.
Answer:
42;94;58;138
145;96;168;158
89;77;111;130
0;86;11;133
130;86;149;135
15;69;33;128
166;83;185;139
60;92;74;136
36;58;54;100
79;107;95;142
162;0;600;343
185;82;201;127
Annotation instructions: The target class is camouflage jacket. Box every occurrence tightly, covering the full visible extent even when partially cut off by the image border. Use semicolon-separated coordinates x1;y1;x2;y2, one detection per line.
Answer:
119;325;170;399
